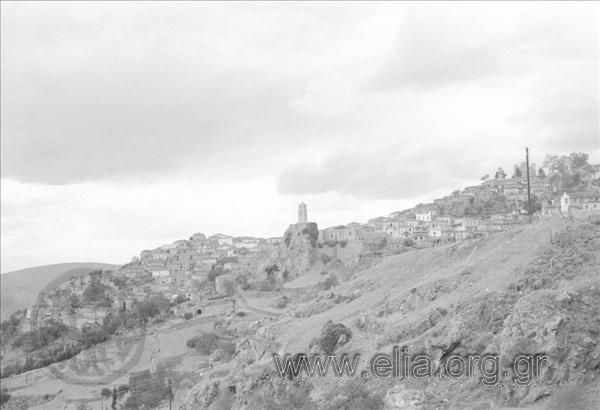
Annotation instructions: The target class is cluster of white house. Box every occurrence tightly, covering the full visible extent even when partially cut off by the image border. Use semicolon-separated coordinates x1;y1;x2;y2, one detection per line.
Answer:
19;168;600;333
319;171;600;248
126;233;280;281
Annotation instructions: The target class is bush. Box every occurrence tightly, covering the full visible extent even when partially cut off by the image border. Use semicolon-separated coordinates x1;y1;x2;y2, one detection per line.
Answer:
320;254;333;264
124;370;170;409
258;278;277;292
136;295;170;321
186;332;220;355
1;312;22;342
173;294;189;304
236;274;251;291
1;388;10;407
82;278;112;307
319;321;352;354
184;312;193;320
79;325;109;347
101;387;112;398
12;320;69;350
301;223;319;248
318;274;339;291
117;384;129;397
187;332;236;361
247;377;315;410
323;378;384;410
275;296;289;309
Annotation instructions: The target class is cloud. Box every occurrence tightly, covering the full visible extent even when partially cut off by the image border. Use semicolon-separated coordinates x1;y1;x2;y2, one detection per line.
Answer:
278;143;486;200
369;3;598;90
524;61;599;154
1;3;375;184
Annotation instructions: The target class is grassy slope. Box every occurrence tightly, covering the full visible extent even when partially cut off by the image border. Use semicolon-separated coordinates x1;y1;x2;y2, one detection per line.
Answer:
1;262;119;320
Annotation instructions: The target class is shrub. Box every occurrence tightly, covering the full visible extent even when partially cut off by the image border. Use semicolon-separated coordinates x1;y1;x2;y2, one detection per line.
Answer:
12;320;69;350
318;321;352;354
123;370;170;409
246;377;315;410
186;332;220;355
236;274;251;290
173;294;189;304
1;311;22;341
82;279;112;307
258;278;277;292
301;223;319;248
101;387;112;398
0;388;10;407
117;384;129;397
318;274;339;291
320;254;333;264
136;295;170;320
275;296;289;309
323;378;384;410
187;332;236;361
183;312;193;320
79;325;109;347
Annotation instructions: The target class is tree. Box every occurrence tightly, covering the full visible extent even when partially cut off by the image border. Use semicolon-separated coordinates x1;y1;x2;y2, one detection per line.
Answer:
568;152;589;171
480;174;490;181
543;155;569;174
495;167;507;179
136;295;170;321
112;386;118;410
513;166;522;178
538;168;546;179
318;321;352;354
173;294;188;305
101;387;112;399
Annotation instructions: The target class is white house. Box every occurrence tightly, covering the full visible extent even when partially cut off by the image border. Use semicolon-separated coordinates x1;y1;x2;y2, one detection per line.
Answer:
560;192;570;214
416;211;433;222
151;269;170;278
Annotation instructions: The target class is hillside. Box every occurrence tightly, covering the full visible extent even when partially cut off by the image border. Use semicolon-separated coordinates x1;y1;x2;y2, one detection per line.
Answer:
0;263;119;320
179;216;600;409
2;217;599;409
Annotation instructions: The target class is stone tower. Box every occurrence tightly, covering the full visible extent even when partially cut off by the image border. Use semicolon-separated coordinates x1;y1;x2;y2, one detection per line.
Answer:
298;202;308;224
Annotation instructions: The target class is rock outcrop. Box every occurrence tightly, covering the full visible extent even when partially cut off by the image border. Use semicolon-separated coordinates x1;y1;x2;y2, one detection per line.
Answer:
265;222;319;280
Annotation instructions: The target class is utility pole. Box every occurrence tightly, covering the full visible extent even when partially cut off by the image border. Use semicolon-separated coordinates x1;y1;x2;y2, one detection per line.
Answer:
167;379;174;410
526;147;532;223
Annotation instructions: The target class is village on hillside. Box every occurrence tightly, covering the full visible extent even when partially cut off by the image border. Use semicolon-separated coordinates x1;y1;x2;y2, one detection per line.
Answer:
1;152;600;410
7;154;599;341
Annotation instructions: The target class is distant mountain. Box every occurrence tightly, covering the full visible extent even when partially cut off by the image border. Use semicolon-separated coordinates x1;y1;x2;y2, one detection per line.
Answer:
0;262;119;320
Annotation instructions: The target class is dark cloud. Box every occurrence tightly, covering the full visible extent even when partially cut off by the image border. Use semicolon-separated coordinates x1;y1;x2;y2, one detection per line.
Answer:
369;3;598;90
527;62;599;153
0;3;325;184
278;145;483;200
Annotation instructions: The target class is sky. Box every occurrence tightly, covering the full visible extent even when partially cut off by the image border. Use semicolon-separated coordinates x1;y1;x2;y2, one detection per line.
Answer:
1;1;599;273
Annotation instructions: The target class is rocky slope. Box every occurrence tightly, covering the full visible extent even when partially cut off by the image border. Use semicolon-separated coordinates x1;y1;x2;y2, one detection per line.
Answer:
180;216;600;409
